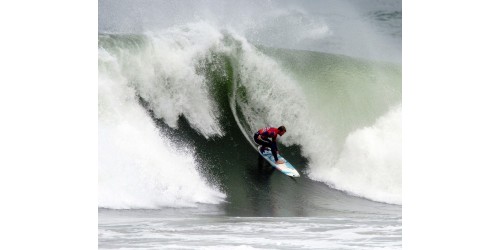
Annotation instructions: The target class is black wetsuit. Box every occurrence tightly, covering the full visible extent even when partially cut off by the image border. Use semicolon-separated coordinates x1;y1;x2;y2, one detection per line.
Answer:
254;127;280;161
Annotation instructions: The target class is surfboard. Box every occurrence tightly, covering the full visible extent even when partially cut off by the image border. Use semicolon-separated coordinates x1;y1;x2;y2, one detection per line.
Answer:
257;145;300;177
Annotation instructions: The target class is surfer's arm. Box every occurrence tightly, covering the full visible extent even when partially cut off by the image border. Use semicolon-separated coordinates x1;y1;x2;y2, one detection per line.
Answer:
273;136;279;151
270;143;284;164
273;144;284;164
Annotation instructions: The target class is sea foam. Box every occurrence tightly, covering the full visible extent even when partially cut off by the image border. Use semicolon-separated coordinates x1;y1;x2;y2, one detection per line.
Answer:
98;43;225;209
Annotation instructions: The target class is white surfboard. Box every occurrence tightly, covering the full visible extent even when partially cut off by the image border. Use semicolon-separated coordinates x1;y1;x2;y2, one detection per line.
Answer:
257;146;300;177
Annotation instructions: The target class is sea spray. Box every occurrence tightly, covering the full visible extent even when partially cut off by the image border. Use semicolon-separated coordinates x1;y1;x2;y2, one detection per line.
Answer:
251;47;401;204
98;45;225;209
99;24;226;138
99;21;401;205
226;32;401;204
308;105;402;204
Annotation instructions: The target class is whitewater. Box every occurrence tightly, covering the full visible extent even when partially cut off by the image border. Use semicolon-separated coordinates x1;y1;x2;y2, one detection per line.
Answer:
99;0;401;248
99;23;401;207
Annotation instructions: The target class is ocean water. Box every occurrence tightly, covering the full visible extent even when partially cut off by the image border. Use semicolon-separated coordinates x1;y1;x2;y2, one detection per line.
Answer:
98;0;401;248
99;208;401;249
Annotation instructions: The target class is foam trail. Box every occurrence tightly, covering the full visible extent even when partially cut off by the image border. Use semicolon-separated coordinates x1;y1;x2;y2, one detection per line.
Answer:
98;47;225;209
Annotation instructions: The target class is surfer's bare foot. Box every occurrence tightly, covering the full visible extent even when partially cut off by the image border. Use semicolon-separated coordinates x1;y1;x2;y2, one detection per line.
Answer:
276;159;285;164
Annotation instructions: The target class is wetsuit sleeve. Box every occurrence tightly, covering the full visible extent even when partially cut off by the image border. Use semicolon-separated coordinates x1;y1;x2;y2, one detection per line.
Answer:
272;149;279;162
272;135;279;161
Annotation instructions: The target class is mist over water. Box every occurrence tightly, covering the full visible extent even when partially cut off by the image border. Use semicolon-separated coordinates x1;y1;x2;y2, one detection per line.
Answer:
98;0;402;208
99;0;401;62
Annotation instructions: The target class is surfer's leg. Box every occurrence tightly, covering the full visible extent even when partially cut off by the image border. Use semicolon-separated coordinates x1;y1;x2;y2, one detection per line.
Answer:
263;139;274;153
253;133;259;143
253;133;264;146
254;133;272;153
253;133;273;152
261;141;272;153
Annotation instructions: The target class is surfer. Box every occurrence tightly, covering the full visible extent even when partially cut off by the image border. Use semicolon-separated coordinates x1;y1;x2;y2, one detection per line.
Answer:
253;126;286;164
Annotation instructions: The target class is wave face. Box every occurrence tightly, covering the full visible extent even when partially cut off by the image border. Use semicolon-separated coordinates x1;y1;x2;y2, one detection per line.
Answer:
99;0;401;208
